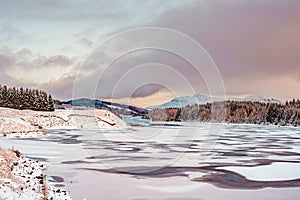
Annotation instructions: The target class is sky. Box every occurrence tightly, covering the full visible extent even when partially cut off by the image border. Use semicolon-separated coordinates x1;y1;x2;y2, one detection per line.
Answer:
0;0;299;107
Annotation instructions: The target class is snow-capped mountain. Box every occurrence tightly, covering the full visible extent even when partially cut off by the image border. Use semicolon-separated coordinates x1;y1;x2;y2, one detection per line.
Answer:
241;95;281;104
147;94;212;110
147;94;281;110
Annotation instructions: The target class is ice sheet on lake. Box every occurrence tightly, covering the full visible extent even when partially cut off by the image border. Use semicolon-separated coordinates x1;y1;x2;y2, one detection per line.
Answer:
1;123;300;199
218;162;300;181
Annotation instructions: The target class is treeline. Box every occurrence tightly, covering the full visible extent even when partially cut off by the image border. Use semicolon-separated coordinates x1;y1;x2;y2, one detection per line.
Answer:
0;85;54;111
149;100;300;126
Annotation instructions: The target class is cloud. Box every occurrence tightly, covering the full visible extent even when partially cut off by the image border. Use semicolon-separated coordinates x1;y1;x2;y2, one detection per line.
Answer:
80;0;299;102
149;0;300;74
130;84;164;98
0;47;77;89
0;0;299;103
70;43;211;100
134;0;300;100
41;74;76;99
33;55;73;67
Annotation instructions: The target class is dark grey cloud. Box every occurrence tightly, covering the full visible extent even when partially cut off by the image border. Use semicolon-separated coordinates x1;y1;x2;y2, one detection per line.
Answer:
130;84;164;98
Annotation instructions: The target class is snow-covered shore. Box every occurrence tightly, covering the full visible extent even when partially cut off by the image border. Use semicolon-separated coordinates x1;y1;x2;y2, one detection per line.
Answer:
0;147;71;200
0;107;128;137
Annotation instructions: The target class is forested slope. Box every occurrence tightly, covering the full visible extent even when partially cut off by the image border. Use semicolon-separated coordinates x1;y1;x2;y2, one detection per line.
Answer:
149;100;300;126
0;85;54;111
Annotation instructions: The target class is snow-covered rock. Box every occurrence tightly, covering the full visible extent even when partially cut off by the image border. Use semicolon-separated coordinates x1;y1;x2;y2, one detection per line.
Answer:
0;147;71;200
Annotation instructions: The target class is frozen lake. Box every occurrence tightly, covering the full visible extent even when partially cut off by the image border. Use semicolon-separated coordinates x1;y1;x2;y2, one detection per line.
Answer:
1;123;300;200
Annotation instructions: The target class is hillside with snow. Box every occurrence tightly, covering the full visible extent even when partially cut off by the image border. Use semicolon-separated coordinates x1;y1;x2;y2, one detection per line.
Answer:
241;95;281;104
147;94;281;109
0;107;128;137
147;94;212;110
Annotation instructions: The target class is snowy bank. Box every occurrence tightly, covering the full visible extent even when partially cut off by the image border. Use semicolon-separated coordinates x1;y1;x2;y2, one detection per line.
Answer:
0;107;128;137
0;147;71;200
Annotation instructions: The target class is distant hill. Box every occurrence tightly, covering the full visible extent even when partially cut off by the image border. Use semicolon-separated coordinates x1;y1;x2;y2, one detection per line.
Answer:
147;94;211;110
239;95;281;104
54;98;148;117
147;94;281;110
54;98;107;109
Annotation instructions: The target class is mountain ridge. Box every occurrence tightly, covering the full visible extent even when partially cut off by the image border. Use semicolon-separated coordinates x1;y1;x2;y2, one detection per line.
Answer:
147;94;282;110
54;98;148;117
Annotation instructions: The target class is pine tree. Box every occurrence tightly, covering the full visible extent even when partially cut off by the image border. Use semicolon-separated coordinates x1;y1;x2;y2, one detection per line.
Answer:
48;95;55;111
0;84;55;111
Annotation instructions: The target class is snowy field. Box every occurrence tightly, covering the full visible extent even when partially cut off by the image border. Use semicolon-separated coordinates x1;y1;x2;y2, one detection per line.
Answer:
1;123;300;199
